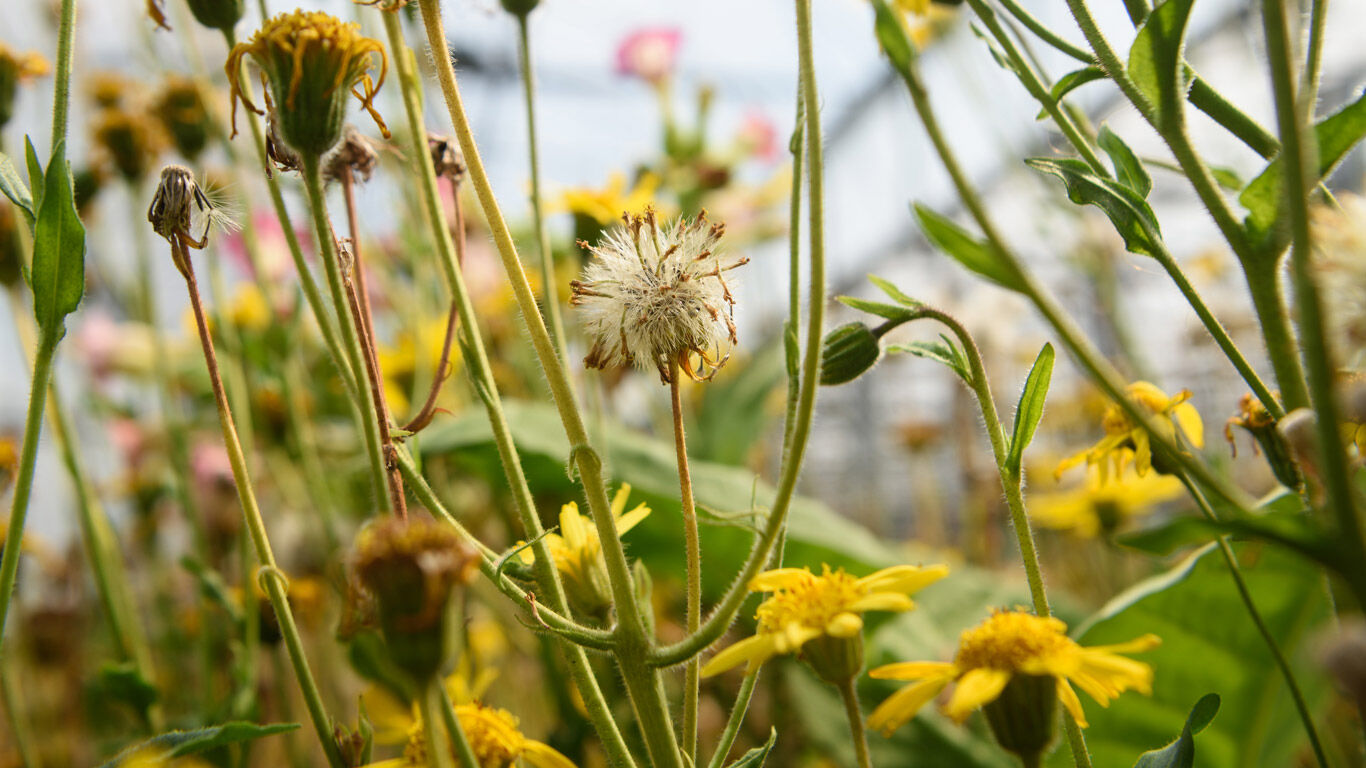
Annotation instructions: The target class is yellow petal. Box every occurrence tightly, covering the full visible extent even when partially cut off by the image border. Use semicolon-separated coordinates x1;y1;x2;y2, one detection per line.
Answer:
1086;634;1161;656
559;504;590;550
869;661;957;681
1174;403;1204;448
867;678;952;737
943;668;1011;723
616;503;651;536
1132;429;1152;476
1056;678;1089;728
515;541;536;565
610;484;632;517
846;592;914;614
857;564;949;595
358;684;415;745
747;568;812;593
357;760;409;768
825;612;864;638
701;634;776;678
524;741;579;768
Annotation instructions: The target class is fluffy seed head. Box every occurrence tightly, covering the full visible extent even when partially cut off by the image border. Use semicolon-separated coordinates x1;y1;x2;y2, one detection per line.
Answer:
572;209;747;382
148;164;237;247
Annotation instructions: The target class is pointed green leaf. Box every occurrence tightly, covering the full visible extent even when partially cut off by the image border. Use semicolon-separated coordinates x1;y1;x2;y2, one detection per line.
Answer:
1035;67;1107;119
1132;694;1220;768
867;274;921;308
1026;157;1163;257
1098;125;1152;198
912;203;1023;291
727;727;778;768
888;337;970;383
25;137;43;212
1240;91;1366;251
1210;165;1244;191
836;295;917;322
1006;343;1053;474
871;0;915;73
0;151;34;225
1126;0;1197;125
30;140;86;337
98;722;301;767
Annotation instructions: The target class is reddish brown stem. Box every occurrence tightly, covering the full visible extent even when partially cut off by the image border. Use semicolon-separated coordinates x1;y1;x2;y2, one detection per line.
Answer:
401;301;458;434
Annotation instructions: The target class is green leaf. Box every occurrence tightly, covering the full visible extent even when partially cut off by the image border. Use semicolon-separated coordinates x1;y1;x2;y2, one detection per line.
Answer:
1006;343;1053;475
836;295;917;322
1035;67;1107;119
727;727;778;768
1097;125;1152;198
1133;694;1220;768
912;203;1023;291
1240;91;1366;250
0;151;35;226
25;138;43;212
1055;544;1333;768
1026;157;1163;257
1117;507;1349;579
692;343;788;464
820;322;884;386
97;662;159;717
867;274;921;308
887;335;970;383
871;0;915;73
1126;0;1196;125
29;139;86;337
98;722;301;767
1209;165;1244;191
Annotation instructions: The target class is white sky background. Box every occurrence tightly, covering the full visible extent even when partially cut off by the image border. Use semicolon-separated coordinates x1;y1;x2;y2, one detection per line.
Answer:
2;0;1365;539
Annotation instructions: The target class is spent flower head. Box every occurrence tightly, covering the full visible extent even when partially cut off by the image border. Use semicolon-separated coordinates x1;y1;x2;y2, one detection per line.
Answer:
94;108;164;182
323;124;382;183
227;10;389;158
148;165;237;251
868;609;1159;760
1056;381;1204;483
572;209;747;382
1311;193;1366;368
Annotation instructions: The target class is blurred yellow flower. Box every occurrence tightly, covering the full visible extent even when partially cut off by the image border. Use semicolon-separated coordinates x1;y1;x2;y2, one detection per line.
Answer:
229;283;271;332
1056;381;1203;482
1030;466;1183;538
868;609;1159;735
700;562;948;677
558;171;660;225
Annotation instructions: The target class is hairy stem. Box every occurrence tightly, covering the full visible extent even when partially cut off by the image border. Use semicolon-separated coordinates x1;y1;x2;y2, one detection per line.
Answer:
670;360;703;760
838;677;873;768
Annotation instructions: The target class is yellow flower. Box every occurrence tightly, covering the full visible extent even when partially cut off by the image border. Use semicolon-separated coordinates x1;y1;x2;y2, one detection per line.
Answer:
700;562;948;677
867;609;1159;736
557;171;660;226
1056;381;1203;482
363;697;575;768
229;283;271;332
1030;465;1183;538
517;485;650;617
226;10;388;157
0;43;50;127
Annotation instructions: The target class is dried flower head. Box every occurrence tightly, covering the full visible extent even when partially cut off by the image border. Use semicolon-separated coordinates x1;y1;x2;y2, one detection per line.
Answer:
1311;193;1366;368
226;10;389;158
153;76;214;161
572;209;747;382
88;72;134;110
264;106;302;175
427;132;465;180
0;43;50;128
93;108;164;182
148;165;237;252
323;124;381;183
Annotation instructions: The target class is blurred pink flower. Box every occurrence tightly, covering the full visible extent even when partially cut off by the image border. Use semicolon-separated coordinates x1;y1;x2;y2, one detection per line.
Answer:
616;27;682;84
107;417;148;470
74;310;120;378
222;210;311;283
737;111;778;161
191;441;234;491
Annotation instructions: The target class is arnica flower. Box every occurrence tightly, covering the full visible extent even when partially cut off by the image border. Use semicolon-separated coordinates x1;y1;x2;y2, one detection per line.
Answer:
226;10;389;158
616;27;681;86
572;209;747;382
1055;381;1204;483
365;704;575;768
700;563;948;683
1030;465;1183;538
0;43;50;128
517;484;651;618
559;171;660;227
867;609;1159;760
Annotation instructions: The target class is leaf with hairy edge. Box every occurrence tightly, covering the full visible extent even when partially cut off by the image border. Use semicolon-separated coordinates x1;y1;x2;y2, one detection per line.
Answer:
868;274;921;308
912;203;1023;291
1026;157;1162;257
1240;91;1366;251
97;722;300;767
1006;343;1053;475
1035;67;1106;120
888;335;970;383
1098;125;1153;198
1133;694;1221;768
1126;0;1196;125
29;139;86;337
837;295;916;322
0;151;34;225
727;727;777;768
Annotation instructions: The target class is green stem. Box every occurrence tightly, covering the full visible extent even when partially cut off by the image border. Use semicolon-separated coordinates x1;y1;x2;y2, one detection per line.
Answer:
837;676;873;768
1302;0;1329;123
299;156;391;512
0;654;40;767
49;0;77;150
514;11;571;370
0;335;56;641
435;684;479;768
179;241;343;768
781;80;804;457
379;16;635;766
1263;0;1366;587
670;361;702;761
420;684;458;768
205;245;259;459
1176;472;1331;768
706;671;759;768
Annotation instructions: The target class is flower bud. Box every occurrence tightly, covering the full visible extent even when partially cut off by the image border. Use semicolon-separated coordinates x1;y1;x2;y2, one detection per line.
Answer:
186;0;245;34
500;0;540;17
981;672;1057;763
820;322;882;385
352;514;478;684
227;11;389;158
801;631;865;685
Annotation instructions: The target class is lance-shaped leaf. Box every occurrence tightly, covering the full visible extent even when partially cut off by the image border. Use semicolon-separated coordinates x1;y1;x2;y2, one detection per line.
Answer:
1098;125;1152;198
888;334;971;384
727;727;778;768
871;0;915;74
29;139;86;337
912;203;1023;291
1035;67;1106;120
1133;694;1221;768
97;722;300;767
0;151;34;226
1026;157;1163;257
1240;91;1366;252
1127;0;1197;126
1006;343;1053;475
